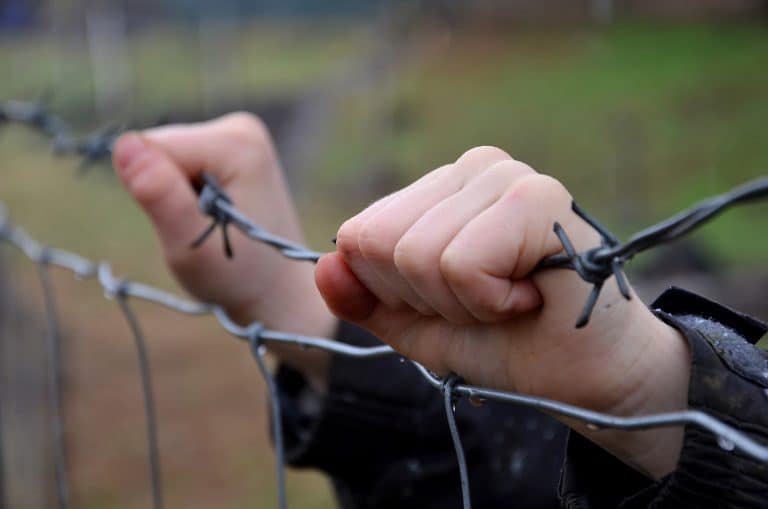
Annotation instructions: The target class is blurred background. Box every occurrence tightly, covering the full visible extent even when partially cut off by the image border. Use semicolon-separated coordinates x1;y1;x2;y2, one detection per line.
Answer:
0;1;767;508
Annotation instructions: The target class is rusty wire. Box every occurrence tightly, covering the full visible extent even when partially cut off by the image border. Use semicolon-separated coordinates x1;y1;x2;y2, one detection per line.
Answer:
1;100;768;509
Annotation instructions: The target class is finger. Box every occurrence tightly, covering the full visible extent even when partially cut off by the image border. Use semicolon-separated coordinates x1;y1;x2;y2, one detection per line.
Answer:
142;112;274;185
352;165;454;314
394;159;535;323
336;163;456;312
440;174;572;322
113;132;209;254
354;147;513;316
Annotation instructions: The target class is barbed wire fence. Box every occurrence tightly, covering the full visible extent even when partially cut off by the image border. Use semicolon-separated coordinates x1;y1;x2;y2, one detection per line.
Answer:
0;99;767;509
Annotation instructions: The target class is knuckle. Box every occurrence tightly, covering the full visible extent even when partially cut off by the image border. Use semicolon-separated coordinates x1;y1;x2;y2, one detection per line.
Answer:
439;246;470;285
507;173;568;202
393;235;430;279
335;219;362;259
456;145;511;165
358;217;393;263
220;111;271;148
483;158;535;179
126;152;168;205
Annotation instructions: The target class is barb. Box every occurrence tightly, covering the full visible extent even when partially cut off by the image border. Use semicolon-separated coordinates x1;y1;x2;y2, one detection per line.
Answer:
0;100;120;168
114;291;164;509
191;175;234;258
539;176;768;326
35;260;71;509
209;195;322;262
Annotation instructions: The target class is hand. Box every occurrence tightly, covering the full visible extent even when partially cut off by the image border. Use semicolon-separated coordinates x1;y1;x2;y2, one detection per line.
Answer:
315;146;691;478
113;113;335;384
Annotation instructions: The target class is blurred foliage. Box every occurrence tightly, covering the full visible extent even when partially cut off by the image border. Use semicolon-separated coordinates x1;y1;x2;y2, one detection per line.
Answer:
0;23;372;121
317;22;768;264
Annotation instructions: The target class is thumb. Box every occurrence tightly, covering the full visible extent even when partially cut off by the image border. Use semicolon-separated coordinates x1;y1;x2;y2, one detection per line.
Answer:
316;253;433;361
113;132;209;254
315;252;380;323
317;253;457;376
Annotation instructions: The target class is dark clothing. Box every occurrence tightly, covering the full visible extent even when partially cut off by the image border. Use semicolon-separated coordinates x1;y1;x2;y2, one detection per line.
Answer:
275;287;768;508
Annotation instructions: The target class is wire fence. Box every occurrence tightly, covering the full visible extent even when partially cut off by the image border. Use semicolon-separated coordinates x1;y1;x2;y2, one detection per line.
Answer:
1;100;767;509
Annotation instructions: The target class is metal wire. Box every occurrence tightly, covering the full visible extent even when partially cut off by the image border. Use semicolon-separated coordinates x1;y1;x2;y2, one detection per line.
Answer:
249;329;288;509
3;208;766;501
443;375;471;509
0;99;120;167
114;292;164;509
539;176;768;326
2;101;768;508
35;260;71;509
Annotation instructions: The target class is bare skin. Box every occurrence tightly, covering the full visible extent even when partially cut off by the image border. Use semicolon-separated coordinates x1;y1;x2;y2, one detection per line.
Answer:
113;115;691;481
112;114;335;389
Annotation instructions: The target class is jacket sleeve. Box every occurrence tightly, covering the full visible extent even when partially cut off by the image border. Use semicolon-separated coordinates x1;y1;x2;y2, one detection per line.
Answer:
558;287;768;508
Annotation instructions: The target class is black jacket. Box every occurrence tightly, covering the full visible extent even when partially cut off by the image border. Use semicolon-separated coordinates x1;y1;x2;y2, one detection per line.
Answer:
275;288;768;508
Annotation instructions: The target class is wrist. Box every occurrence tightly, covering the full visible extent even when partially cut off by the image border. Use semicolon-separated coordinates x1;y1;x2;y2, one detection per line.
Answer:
571;300;691;479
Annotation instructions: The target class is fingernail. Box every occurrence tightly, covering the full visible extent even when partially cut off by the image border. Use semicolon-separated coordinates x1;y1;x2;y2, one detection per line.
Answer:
114;132;146;171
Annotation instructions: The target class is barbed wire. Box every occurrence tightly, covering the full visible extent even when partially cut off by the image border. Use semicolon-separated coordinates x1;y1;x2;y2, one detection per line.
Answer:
1;100;767;509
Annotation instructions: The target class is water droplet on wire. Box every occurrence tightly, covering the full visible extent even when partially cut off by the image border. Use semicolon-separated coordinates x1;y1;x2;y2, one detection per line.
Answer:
717;436;735;451
468;395;486;407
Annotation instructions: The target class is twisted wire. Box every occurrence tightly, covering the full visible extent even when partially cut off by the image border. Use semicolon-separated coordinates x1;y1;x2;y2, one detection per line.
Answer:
0;100;121;168
2;101;768;509
539;176;768;326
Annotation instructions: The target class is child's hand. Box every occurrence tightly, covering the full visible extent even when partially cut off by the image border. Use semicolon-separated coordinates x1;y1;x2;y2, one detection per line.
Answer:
316;146;691;478
114;114;335;382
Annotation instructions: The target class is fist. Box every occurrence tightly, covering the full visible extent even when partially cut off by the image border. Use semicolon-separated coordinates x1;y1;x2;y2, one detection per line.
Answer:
316;146;680;413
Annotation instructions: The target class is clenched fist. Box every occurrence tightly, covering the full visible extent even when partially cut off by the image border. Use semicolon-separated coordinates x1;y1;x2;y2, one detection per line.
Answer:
315;146;691;478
